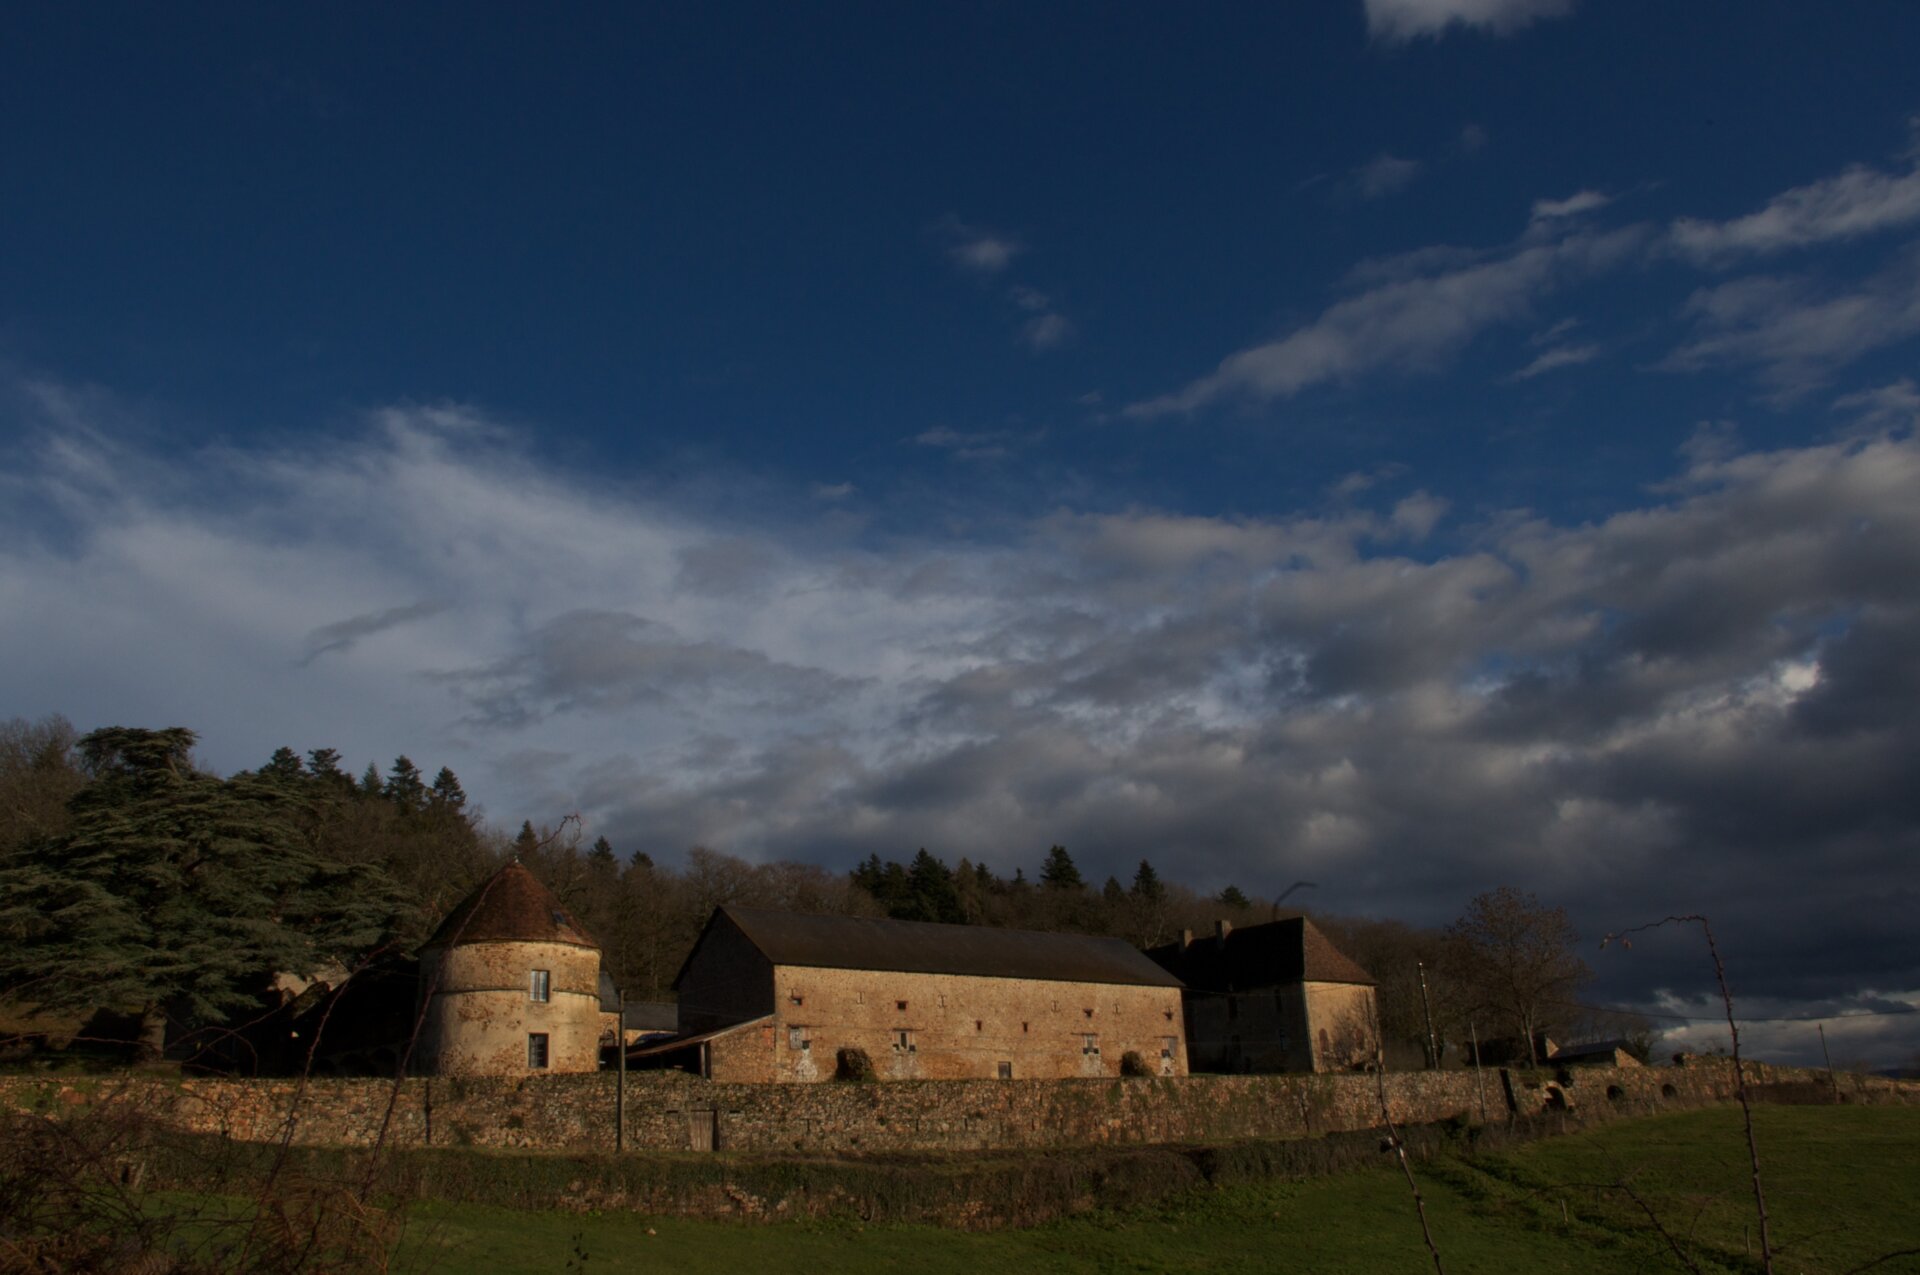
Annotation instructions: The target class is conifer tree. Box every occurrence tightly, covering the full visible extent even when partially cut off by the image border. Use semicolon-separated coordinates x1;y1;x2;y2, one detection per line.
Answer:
261;746;304;783
1039;845;1084;890
384;756;427;811
0;727;405;1060
1130;858;1164;902
428;766;467;810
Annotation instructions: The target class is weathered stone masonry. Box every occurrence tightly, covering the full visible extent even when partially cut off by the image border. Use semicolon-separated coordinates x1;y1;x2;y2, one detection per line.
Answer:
6;1060;1907;1158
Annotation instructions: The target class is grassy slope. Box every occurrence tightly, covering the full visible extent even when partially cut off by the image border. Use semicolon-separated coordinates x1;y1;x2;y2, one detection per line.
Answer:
395;1107;1920;1274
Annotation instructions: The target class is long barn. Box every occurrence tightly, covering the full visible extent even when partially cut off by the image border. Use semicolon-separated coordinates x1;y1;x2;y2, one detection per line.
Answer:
651;906;1189;1083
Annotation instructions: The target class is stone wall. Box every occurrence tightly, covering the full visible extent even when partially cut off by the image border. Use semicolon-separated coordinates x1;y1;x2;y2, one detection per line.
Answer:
6;1057;1909;1158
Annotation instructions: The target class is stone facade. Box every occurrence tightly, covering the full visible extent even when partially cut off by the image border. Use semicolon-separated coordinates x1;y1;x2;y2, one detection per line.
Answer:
1185;977;1379;1073
671;907;1188;1083
416;939;604;1077
732;966;1186;1082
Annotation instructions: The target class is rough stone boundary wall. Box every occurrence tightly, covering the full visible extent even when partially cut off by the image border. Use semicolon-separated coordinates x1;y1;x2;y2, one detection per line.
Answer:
2;1062;1911;1157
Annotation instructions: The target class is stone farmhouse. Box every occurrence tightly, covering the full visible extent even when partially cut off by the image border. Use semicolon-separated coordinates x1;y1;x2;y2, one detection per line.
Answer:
645;905;1190;1083
1146;918;1378;1073
414;860;616;1077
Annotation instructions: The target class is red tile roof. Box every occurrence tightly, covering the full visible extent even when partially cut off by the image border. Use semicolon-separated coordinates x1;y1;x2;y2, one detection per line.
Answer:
422;859;598;950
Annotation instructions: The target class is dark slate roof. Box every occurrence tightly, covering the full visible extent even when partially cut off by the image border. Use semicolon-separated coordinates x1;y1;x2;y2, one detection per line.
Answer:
1145;917;1375;991
422;860;598;950
693;906;1184;989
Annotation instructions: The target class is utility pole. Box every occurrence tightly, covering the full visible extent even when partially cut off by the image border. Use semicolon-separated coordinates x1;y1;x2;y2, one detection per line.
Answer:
1470;1016;1486;1123
615;984;627;1153
1417;961;1441;1070
1817;1021;1838;1104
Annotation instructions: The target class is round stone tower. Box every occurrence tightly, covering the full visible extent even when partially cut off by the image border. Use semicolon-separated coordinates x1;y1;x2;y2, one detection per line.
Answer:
415;860;605;1076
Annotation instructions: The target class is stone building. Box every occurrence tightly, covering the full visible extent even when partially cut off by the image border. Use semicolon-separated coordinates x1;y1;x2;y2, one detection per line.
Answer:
653;906;1189;1082
414;860;611;1077
1146;918;1378;1074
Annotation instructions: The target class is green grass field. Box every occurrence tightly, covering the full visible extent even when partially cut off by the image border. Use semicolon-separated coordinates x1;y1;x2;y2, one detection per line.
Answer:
390;1106;1920;1274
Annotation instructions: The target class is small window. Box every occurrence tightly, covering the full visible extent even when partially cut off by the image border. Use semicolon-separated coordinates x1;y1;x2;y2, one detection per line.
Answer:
896;1000;908;1012
1082;1008;1093;1019
997;1061;1013;1080
787;1025;809;1051
894;1030;914;1052
1021;1021;1029;1033
1164;1010;1174;1022
789;991;804;1007
528;1033;549;1069
1082;1033;1100;1056
975;1019;983;1032
529;970;550;1003
1161;1035;1177;1059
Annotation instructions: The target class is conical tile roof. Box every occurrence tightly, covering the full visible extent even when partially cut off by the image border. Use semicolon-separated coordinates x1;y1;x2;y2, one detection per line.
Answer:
422;859;598;950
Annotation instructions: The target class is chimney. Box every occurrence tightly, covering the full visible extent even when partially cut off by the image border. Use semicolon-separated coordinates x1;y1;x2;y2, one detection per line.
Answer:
1179;928;1194;950
1214;919;1232;948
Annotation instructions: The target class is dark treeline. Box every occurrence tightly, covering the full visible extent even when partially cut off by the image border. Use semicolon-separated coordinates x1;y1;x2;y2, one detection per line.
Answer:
1;715;1642;1064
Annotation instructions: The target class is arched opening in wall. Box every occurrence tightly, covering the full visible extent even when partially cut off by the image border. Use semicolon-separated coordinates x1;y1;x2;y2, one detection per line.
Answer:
1554;1067;1573;1086
1544;1084;1568;1111
1661;1083;1678;1100
1606;1085;1625;1103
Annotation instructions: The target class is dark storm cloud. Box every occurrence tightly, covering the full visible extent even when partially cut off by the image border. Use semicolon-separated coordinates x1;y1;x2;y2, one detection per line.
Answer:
300;600;448;665
445;609;860;728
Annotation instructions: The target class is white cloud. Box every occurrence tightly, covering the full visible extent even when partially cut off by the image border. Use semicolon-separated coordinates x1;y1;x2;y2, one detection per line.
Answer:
1127;224;1646;416
938;218;1022;275
1531;190;1611;222
1508;342;1600;380
1353;153;1425;199
1364;0;1575;41
1020;311;1074;351
1833;379;1920;432
1670;157;1920;263
1662;250;1920;397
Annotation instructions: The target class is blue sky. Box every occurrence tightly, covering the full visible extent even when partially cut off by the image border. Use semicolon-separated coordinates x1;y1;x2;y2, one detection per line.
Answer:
5;1;1920;1063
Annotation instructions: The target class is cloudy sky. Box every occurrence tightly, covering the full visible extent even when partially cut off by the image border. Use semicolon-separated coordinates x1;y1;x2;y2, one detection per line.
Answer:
4;3;1918;1064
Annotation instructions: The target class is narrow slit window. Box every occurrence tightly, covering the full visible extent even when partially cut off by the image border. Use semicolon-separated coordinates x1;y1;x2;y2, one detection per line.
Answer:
997;1061;1013;1080
529;970;550;1003
527;1033;549;1069
1082;1033;1100;1056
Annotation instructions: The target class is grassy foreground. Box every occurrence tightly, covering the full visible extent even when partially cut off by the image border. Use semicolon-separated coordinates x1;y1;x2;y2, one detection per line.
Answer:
391;1105;1920;1274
